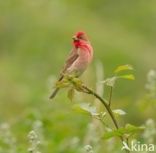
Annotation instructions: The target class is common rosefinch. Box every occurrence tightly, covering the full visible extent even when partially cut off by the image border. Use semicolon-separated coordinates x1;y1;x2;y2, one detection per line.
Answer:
50;31;93;99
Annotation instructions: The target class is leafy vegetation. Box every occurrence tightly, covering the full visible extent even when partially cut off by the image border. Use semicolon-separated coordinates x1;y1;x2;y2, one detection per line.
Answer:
0;0;156;153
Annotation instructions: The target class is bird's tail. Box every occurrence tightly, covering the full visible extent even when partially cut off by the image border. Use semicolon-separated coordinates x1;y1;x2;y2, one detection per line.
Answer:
49;75;64;99
49;88;59;99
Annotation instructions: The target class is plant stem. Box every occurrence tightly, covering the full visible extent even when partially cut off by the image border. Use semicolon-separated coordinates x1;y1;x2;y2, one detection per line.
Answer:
82;85;119;129
80;84;130;153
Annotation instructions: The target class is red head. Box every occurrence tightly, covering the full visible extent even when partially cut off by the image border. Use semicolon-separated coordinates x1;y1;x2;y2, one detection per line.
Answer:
72;31;88;42
72;31;89;48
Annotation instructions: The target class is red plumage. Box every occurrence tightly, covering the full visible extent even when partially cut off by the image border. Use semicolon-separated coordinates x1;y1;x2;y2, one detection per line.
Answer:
49;31;93;99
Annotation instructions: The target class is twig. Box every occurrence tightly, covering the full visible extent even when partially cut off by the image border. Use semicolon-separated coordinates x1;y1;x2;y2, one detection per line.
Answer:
82;85;119;130
67;77;130;153
79;84;130;153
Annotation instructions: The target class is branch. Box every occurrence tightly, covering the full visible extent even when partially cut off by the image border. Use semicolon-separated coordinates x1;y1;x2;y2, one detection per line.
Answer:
79;84;130;153
61;76;130;153
81;85;119;130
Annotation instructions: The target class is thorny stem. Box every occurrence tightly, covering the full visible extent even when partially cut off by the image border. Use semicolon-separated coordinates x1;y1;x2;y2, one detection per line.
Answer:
79;84;130;153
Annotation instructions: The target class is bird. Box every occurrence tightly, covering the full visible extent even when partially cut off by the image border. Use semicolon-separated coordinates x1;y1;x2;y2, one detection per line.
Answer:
49;31;93;99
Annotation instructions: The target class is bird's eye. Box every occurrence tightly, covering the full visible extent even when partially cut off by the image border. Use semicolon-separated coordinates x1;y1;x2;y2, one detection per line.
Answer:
78;35;82;39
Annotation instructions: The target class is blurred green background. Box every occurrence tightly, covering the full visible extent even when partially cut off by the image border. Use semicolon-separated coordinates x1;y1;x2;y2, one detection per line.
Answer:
0;0;156;152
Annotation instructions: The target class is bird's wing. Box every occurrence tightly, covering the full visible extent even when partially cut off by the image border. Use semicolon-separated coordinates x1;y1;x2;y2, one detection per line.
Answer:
61;47;79;74
56;47;79;82
50;48;79;98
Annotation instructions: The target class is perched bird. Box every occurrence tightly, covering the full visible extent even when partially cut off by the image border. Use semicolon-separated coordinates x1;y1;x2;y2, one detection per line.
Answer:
49;31;93;99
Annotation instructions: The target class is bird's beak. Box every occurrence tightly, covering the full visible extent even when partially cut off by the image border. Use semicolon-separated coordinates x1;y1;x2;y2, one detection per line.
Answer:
72;36;78;41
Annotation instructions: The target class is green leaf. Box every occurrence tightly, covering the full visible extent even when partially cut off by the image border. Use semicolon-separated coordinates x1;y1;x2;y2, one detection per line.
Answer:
114;65;133;74
113;109;126;115
72;78;83;90
67;88;75;101
55;80;70;88
73;103;98;116
100;77;117;87
118;74;135;80
72;104;90;115
103;124;144;139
